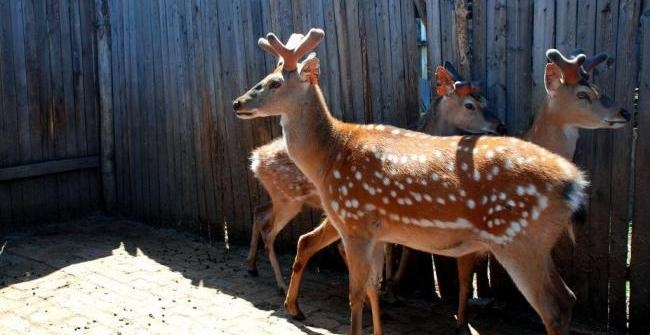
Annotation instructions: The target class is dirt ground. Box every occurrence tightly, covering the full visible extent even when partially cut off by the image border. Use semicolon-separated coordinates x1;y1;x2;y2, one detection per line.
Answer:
0;218;571;334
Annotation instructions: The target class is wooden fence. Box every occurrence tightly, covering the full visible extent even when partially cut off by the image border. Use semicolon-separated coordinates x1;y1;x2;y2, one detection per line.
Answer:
1;0;649;333
0;0;102;230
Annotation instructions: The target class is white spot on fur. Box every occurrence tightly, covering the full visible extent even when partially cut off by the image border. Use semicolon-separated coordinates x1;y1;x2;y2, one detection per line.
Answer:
333;170;341;179
466;199;476;209
331;201;339;211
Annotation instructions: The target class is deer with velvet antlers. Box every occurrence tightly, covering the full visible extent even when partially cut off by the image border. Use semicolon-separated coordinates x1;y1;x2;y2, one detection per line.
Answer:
246;59;504;298
233;28;587;335
454;48;630;330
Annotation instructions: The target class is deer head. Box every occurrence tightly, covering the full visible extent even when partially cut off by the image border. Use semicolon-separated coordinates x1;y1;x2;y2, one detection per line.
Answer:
233;28;325;119
430;62;505;135
544;49;630;129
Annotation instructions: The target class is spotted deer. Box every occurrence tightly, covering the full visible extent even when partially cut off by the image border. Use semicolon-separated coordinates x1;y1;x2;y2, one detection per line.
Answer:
454;48;631;330
233;28;587;335
247;60;504;296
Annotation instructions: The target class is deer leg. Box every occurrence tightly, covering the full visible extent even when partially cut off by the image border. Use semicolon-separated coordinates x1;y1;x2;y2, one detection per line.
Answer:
342;237;373;335
385;246;411;301
263;201;303;294
367;242;385;335
456;252;478;329
247;203;273;276
492;249;575;335
284;218;341;320
384;244;394;285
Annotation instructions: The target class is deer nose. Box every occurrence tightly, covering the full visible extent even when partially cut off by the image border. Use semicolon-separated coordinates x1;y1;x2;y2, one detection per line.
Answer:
496;123;507;135
232;100;242;111
619;108;631;121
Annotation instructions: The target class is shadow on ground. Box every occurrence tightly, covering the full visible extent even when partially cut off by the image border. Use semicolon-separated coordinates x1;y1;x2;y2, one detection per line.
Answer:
0;217;565;334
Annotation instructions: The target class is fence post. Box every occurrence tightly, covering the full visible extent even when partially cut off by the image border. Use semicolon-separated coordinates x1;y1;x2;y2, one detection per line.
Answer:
95;0;115;212
630;6;650;334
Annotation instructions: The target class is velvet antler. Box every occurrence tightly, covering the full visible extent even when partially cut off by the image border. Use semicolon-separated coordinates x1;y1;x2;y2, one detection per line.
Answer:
582;52;608;73
258;28;325;71
546;49;586;85
443;61;481;97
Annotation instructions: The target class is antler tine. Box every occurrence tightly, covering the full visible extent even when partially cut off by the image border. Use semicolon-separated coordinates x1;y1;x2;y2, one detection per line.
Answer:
546;49;586;85
258;38;280;58
582;52;608;72
444;61;464;81
266;33;291;55
292;28;325;64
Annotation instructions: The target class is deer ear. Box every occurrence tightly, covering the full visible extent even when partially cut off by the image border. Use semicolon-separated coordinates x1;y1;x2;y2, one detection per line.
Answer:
544;63;563;95
298;53;320;83
435;66;455;96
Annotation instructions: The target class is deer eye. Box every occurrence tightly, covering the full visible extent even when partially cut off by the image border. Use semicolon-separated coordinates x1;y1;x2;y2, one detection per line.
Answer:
269;80;282;89
464;103;475;110
577;92;590;101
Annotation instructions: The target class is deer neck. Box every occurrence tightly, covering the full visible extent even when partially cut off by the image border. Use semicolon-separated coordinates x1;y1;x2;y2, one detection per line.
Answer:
280;84;344;186
421;97;457;136
524;98;579;159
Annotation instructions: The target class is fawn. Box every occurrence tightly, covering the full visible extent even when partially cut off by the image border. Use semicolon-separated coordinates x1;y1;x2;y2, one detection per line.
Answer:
234;28;587;335
247;60;504;297
454;48;630;330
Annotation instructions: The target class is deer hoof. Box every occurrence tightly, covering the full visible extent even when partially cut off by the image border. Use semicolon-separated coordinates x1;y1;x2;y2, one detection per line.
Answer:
247;268;259;277
291;310;306;321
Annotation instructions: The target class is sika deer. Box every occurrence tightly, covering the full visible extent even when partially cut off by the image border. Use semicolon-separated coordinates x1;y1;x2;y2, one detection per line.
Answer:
234;28;588;335
247;60;503;295
454;48;631;330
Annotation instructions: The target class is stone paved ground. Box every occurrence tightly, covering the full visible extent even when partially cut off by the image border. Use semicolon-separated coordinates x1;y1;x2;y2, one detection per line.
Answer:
0;218;586;334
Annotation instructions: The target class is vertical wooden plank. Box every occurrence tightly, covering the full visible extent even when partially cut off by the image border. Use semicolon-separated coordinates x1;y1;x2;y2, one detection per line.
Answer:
400;0;419;127
630;6;650;334
426;0;442;77
344;0;367;123
359;0;383;123
485;0;507;125
189;0;209;233
143;0;161;221
584;0;620;323
200;0;224;238
0;11;10;228
163;0;183;222
70;0;91;214
59;0;83;217
216;0;248;241
150;0;168;220
439;0;458;70
388;0;405;126
333;0;358;122
9;0;30;223
111;0;129;214
608;1;641;330
531;1;556;114
376;0;395;125
556;0;578;52
506;0;533;135
470;0;487;86
80;0;101;210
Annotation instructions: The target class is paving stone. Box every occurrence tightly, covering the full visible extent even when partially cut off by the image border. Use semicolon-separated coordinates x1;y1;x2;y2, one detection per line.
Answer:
0;218;550;334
